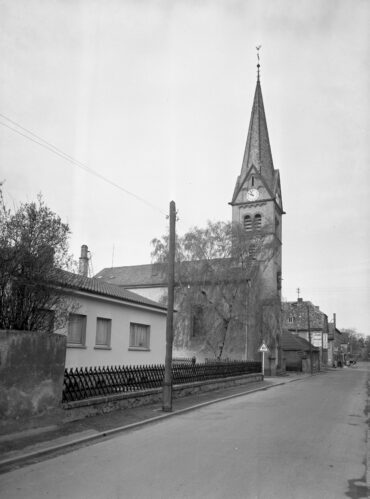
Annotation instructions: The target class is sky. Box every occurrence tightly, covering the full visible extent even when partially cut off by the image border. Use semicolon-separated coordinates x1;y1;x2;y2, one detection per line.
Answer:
0;0;369;334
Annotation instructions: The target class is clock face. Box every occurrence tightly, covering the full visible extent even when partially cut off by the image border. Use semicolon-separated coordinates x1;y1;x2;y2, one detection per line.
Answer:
246;188;259;201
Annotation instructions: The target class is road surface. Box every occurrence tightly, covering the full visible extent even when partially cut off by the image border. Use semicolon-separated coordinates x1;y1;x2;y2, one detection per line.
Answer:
0;364;368;498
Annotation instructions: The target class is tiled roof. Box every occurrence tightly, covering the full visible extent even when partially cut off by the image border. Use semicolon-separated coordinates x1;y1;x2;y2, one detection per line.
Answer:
281;330;319;352
57;270;167;311
95;264;167;287
95;259;247;288
328;323;342;335
328;323;345;343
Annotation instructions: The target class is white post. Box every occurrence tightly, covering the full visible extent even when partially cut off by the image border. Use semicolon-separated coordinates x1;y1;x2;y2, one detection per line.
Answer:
262;351;265;376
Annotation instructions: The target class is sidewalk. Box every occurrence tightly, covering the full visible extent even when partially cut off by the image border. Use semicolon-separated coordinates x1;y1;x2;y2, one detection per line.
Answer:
0;372;310;473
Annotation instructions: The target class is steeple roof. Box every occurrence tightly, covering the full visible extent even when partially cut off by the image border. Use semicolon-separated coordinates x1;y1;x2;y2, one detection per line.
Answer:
240;79;274;186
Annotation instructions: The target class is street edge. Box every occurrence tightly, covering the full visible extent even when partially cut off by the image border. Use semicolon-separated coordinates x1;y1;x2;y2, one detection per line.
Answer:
0;376;306;471
367;375;370;497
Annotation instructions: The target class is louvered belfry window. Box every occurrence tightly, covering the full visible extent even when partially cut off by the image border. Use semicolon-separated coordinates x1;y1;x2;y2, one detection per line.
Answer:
244;215;252;231
254;214;262;230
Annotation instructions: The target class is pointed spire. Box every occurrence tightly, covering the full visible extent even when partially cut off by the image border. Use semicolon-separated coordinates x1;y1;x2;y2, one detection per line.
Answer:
239;49;274;186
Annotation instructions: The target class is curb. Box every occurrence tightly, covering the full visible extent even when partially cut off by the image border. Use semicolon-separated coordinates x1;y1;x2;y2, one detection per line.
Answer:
367;377;370;496
0;376;307;471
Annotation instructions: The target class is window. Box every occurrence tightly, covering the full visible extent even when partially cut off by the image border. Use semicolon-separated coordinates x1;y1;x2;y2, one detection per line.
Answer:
129;323;150;350
244;215;252;231
192;305;204;337
254;214;262;230
251;176;255;187
288;316;294;323
95;318;111;348
249;243;257;260
277;271;282;291
67;314;87;346
275;217;280;236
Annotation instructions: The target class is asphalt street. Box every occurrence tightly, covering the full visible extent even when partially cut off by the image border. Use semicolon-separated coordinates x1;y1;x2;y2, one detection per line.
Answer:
0;365;368;499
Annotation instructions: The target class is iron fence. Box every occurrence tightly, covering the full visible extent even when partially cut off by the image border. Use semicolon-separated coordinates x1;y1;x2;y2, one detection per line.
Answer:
63;360;261;402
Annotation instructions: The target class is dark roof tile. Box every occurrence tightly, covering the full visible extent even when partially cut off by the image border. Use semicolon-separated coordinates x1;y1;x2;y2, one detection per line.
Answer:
281;330;319;352
57;270;167;311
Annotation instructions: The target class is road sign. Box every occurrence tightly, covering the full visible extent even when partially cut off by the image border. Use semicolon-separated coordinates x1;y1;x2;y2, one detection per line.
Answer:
259;343;269;352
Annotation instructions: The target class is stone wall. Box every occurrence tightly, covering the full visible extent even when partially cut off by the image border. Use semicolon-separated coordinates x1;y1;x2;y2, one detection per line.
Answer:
62;373;263;421
0;330;66;422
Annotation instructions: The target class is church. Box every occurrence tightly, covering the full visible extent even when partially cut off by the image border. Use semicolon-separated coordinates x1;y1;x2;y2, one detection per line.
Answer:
96;63;284;374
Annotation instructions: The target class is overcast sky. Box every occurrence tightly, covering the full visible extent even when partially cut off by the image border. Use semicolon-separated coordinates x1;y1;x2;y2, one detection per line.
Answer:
0;0;369;334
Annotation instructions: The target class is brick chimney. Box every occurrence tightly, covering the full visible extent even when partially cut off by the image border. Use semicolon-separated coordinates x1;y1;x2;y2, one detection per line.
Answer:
79;245;89;277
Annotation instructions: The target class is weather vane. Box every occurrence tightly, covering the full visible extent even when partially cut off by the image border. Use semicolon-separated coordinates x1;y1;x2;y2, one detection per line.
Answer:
256;45;262;80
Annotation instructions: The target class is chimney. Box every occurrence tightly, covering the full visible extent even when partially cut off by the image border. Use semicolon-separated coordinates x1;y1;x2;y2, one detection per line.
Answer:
333;313;336;329
79;245;89;277
297;297;303;302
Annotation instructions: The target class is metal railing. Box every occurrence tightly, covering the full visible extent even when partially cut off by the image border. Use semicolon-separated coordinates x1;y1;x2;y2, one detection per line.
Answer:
62;360;261;402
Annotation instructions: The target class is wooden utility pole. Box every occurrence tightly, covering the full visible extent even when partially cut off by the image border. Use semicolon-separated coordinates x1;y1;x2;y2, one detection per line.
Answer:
162;200;176;412
306;303;313;375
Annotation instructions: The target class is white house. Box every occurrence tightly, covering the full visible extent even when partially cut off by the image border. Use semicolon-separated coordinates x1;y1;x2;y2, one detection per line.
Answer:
59;270;167;369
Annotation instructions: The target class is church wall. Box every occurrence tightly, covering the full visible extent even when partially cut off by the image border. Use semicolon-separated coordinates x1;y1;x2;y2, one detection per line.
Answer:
172;285;248;362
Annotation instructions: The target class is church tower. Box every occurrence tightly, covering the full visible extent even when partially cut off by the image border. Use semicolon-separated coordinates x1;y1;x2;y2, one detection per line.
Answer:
230;56;284;372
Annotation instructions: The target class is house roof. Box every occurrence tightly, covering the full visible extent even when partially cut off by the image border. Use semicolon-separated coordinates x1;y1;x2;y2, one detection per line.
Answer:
57;270;167;312
328;323;346;343
95;264;167;287
281;330;319;352
95;259;250;288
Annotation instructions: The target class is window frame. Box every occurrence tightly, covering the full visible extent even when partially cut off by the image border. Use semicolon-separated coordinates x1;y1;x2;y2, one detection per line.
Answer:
67;313;87;348
244;215;252;232
129;322;150;351
254;213;262;230
95;317;112;350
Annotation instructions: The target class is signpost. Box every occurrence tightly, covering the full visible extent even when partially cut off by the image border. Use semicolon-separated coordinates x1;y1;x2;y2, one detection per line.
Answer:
259;342;269;376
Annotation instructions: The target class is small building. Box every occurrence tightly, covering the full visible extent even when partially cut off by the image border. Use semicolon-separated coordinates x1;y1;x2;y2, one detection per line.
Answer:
328;323;347;367
59;270;167;368
282;298;328;367
281;330;320;372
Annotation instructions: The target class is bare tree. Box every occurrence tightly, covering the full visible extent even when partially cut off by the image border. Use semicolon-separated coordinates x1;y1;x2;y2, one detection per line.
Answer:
151;220;279;360
0;189;77;333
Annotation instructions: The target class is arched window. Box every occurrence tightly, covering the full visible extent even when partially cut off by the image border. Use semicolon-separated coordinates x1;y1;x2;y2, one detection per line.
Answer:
244;215;252;231
254;214;262;230
192;305;204;337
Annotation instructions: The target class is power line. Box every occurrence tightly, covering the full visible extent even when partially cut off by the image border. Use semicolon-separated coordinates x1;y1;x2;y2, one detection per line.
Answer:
0;113;167;216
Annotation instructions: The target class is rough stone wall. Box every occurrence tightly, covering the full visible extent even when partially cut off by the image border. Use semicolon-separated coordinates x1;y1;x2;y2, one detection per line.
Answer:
0;330;66;422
